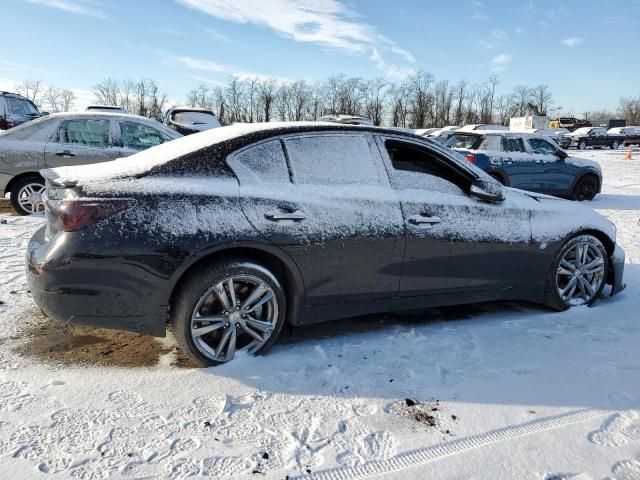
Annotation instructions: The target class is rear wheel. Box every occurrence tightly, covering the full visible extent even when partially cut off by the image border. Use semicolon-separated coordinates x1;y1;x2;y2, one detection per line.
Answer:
544;235;608;310
170;259;286;366
10;176;45;215
571;174;598;201
610;140;620;150
488;173;505;185
578;140;588;150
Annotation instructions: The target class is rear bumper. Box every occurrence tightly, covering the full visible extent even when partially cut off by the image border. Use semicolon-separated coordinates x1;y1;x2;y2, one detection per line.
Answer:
609;244;626;296
26;226;167;336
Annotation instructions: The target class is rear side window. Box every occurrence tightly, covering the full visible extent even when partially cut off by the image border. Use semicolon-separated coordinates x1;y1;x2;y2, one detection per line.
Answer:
445;134;482;150
501;137;526;152
528;138;557;155
119;121;170;150
57;119;111;147
284;134;380;185
229;140;290;184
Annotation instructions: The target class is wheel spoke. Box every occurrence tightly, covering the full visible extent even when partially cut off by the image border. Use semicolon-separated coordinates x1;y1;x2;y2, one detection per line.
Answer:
581;277;595;297
192;321;226;337
215;327;233;358
241;323;265;343
245;291;274;313
226;278;237;307
241;283;268;311
246;317;272;333
561;276;578;296
224;327;237;361
214;283;232;312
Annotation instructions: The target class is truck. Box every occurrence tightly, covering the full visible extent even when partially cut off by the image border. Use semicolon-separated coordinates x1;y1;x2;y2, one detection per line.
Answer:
565;126;625;150
607;119;626;130
509;115;549;130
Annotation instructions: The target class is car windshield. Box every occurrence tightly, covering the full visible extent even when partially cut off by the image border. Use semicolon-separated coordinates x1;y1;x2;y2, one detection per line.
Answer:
445;134;482;150
572;127;592;135
22;99;39;115
171;111;220;127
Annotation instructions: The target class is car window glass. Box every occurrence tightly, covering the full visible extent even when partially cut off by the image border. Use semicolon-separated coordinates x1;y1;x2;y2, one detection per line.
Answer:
284;134;380;185
22;100;39;115
384;139;467;195
8;97;25;115
501;137;526;152
229;140;290;184
528;138;557;155
445;134;481;149
57;119;110;147
119;121;168;150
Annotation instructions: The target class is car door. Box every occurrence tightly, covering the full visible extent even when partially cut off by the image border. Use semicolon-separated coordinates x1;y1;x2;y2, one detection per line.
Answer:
376;135;533;296
498;136;534;189
231;133;405;306
116;120;174;156
525;137;576;195
43;117;121;168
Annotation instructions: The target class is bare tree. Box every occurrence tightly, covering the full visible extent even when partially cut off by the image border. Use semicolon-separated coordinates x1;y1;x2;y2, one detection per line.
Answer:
59;88;76;112
529;84;553;116
512;85;532;116
618;95;640;125
16;79;44;106
92;78;120;107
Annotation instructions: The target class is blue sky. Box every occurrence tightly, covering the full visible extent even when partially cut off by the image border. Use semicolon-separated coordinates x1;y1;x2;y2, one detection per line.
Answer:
2;0;639;114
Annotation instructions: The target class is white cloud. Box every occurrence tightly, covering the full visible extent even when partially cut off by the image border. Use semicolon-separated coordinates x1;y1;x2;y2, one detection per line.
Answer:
176;0;414;78
24;0;109;19
562;37;583;47
164;54;292;82
0;61;42;73
490;53;512;72
203;28;231;43
491;29;508;41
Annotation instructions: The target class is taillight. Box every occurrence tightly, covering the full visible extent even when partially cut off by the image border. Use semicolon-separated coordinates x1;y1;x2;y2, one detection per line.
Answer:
465;153;476;164
54;199;133;232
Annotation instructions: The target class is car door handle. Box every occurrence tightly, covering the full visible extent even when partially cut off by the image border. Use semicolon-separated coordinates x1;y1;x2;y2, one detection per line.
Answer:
264;210;306;222
408;214;442;225
503;158;513;165
535;159;544;164
55;150;76;157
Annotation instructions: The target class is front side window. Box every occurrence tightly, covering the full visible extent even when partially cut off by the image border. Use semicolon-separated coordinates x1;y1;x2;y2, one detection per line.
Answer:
229;140;290;184
528;138;557;155
385;139;468;194
57;119;111;148
119;121;169;150
22;99;39;115
284;134;380;186
501;137;526;153
445;134;483;150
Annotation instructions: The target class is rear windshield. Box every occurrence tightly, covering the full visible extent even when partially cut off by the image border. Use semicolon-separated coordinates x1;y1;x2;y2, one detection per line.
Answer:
171;111;220;128
445;134;483;150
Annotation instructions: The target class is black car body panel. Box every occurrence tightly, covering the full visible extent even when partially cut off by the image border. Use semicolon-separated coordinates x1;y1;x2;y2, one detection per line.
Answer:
26;123;626;336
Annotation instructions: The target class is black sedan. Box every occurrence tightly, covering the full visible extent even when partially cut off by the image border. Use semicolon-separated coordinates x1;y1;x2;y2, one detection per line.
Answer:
27;123;626;366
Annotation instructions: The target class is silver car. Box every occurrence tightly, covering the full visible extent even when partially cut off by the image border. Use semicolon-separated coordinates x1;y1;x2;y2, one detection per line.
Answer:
0;112;181;214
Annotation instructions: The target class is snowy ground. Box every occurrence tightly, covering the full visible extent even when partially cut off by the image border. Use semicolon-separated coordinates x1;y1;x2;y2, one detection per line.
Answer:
1;148;640;480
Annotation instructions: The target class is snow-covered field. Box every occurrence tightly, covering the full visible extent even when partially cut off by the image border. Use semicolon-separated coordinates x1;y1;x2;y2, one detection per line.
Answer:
1;148;639;480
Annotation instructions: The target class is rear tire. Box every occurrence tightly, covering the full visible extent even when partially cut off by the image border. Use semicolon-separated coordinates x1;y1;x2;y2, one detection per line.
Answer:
543;235;608;311
170;259;287;367
10;176;45;215
571;174;599;201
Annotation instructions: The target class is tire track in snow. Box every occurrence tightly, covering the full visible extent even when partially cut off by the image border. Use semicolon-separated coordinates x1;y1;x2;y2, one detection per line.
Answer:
297;408;610;480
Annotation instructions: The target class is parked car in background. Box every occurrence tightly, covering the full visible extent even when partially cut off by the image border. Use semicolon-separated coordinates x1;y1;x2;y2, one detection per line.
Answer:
162;106;221;135
0;112;181;214
86;105;127;113
317;114;374;126
459;124;508;132
427;126;459;143
608;126;640;146
565;126;625;150
27;122;625;366
445;131;603;200
511;127;572;149
0;91;44;130
414;128;440;136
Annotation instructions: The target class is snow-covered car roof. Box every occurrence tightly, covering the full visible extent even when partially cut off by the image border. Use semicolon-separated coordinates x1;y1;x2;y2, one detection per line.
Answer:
44;121;482;187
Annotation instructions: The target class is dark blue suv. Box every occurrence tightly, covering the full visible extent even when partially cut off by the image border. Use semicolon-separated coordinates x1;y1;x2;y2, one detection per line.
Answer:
445;131;603;201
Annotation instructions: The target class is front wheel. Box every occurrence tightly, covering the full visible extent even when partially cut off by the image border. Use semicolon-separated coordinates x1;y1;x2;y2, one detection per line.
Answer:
544;235;608;310
578;140;588;150
10;176;45;215
572;174;599;201
170;259;287;366
610;140;619;150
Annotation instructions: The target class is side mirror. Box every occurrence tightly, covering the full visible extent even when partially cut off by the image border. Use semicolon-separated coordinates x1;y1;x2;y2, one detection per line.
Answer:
41;112;50;116
470;178;505;203
555;149;568;160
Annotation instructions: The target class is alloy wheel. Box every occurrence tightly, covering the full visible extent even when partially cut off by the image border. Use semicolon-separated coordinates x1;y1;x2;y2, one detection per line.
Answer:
190;275;279;363
556;242;605;306
574;176;597;201
17;182;45;214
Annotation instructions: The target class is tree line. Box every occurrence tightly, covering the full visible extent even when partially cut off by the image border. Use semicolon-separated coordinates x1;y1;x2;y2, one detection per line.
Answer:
14;74;640;128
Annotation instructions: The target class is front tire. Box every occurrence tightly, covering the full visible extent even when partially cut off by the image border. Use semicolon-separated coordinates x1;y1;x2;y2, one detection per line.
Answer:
610;140;619;150
170;259;287;367
571;174;599;201
578;140;588;150
544;235;608;311
10;176;45;215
